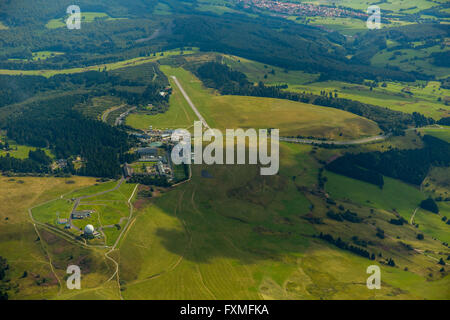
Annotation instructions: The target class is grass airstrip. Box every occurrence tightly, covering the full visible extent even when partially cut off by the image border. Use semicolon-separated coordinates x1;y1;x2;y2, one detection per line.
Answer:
127;65;381;140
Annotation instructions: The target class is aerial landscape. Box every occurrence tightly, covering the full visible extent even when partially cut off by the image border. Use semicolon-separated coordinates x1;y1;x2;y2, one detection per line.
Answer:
0;0;448;304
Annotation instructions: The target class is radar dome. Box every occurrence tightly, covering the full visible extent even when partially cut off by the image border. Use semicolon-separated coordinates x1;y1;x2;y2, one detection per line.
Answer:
84;224;95;234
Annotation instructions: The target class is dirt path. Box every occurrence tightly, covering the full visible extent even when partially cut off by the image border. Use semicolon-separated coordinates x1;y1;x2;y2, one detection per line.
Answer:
410;207;419;225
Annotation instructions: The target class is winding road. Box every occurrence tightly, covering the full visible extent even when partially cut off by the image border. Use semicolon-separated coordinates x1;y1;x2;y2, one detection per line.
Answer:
280;134;390;146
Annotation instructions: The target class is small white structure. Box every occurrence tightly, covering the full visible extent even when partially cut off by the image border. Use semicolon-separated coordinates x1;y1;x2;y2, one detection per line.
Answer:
84;224;95;235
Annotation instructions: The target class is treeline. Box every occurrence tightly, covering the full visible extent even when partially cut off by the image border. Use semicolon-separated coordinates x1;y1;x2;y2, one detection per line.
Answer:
194;62;434;133
420;198;439;214
326;135;450;187
127;174;171;187
326;210;363;223
0;150;52;174
4;94;133;178
437;117;450;126
317;233;375;261
0;256;8;300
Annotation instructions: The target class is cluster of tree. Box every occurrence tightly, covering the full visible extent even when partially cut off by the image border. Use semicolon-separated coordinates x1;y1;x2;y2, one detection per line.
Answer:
326;135;450;187
0;140;9;150
127;174;171;187
430;51;450;68
437;117;450;126
0;256;8;300
193;62;434;133
420;197;439;214
351;23;447;68
0;256;8;281
389;218;407;226
376;227;385;239
317;233;375;261
326;210;362;223
351;236;373;248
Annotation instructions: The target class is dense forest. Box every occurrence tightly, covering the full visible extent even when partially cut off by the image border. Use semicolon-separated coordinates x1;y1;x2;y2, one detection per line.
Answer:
2;94;132;178
194;62;435;133
326;135;450;187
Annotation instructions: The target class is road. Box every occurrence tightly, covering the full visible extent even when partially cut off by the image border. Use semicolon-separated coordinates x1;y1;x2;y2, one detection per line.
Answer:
170;75;210;129
101;105;122;122
280;134;389;146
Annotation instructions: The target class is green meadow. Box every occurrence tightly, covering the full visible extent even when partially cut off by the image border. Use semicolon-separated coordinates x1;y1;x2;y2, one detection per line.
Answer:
0;137;54;159
418;125;450;143
222;54;319;86
216;54;449;119
371;45;450;79
324;171;426;220
117;148;448;299
45;12;120;29
288;80;450;119
315;0;438;13
128;65;381;140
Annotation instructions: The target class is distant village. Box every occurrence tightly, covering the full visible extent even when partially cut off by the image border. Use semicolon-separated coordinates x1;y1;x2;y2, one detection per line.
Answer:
238;0;368;19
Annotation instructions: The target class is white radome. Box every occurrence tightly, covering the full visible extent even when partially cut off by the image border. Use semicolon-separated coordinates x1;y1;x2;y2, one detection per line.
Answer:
84;224;95;234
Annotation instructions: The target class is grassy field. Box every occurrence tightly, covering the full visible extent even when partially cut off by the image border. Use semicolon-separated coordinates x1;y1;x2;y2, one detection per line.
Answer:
313;0;439;14
371;45;450;79
324;171;426;220
418;125;450;143
0;176;103;299
129;66;381;140
0;49;196;78
126;65;198;130
45;12;122;29
292;16;367;35
222;54;319;86
8;51;64;62
207;53;449;120
0;136;54;159
117;144;448;299
32;179;137;247
422;166;450;200
1;142;448;299
288;80;450;119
